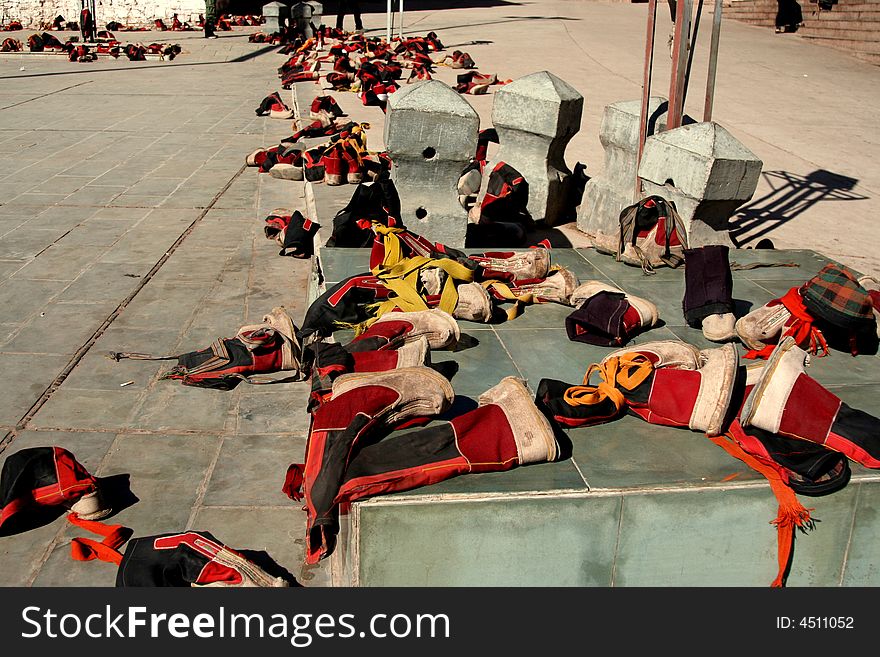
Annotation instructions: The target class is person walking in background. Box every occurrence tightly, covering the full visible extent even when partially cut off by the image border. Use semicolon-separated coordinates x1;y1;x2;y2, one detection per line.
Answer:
775;0;804;32
335;0;364;33
204;0;218;38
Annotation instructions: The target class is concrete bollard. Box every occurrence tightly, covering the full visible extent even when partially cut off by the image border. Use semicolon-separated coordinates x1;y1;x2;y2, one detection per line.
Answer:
638;122;763;247
262;1;288;33
290;3;315;38
385;80;480;248
305;1;323;31
491;71;583;226
577;96;673;240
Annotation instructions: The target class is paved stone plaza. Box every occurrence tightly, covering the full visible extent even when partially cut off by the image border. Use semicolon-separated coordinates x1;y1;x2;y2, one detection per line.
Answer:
0;2;878;586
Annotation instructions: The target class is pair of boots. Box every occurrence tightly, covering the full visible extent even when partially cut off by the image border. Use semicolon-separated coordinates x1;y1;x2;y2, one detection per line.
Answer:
286;368;559;564
287;311;557;563
537;337;877;585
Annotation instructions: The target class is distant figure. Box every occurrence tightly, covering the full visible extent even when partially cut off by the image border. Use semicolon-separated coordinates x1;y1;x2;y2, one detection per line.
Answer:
335;0;364;33
204;0;218;38
775;0;804;33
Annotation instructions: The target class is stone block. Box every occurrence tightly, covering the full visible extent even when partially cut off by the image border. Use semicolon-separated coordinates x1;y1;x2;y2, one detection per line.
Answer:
385;80;480;247
491;71;583;225
638;122;763;246
577;96;671;238
291;2;315;38
262;1;288;33
305;1;323;28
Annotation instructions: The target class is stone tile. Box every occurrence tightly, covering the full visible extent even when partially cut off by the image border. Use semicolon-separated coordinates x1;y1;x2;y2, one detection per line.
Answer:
784;485;861;587
204;435;307;506
807;353;880;387
0;259;26;283
54;263;144;303
131;383;235;433
0;517;67;586
59;186;126;206
614;488;782;586
7;192;68;206
23;205;97;231
0;227;64;260
432;330;521;397
491;299;575;330
111;281;207;328
55;217;141;248
571;415;764;491
95;236;174;267
29;387;142;432
236;386;313;436
191;507;312;586
31;538;118;587
86;207;152;222
124;178;186;197
61;328;182;392
820;383;880;417
29;176;95;195
750;278;813;299
356;495;620;586
12;244;106;281
0;353;68;425
318;248;372;285
2;302;111;354
107;195;168;209
840;481;880;586
99;433;222;536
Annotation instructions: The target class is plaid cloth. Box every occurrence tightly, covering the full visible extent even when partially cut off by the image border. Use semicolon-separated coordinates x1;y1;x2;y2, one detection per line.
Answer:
801;263;875;329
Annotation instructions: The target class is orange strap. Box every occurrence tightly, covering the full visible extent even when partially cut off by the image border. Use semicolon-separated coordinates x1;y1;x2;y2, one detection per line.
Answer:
67;514;132;566
709;432;814;587
746;288;828;360
562;354;653;412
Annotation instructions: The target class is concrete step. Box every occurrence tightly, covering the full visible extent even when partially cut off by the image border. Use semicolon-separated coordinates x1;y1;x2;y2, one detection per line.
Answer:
801;21;880;34
800;32;880;51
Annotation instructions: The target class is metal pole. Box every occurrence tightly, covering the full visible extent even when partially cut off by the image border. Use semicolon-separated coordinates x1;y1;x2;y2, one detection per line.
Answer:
667;0;692;130
704;0;723;122
680;0;703;112
386;0;392;42
636;0;658;200
398;0;404;39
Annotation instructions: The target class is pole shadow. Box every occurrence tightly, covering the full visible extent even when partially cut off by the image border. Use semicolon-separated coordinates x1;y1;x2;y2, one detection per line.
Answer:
730;169;868;247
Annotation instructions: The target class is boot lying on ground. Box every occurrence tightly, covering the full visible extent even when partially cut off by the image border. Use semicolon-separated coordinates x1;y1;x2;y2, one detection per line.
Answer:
736;262;876;358
740;336;880;468
565;281;659;346
294;367;455;563
683;245;736;342
108;307;305;390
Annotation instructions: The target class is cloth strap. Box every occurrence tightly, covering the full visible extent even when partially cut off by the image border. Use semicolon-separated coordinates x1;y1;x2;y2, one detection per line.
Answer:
67;514;133;566
745;287;828;359
562;354;654;413
710;428;814;588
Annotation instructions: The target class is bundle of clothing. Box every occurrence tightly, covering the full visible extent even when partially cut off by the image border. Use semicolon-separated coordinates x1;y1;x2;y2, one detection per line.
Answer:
0;446;292;586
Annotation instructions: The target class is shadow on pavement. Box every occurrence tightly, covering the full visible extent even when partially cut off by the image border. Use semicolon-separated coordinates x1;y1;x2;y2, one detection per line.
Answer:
730;169;868;247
